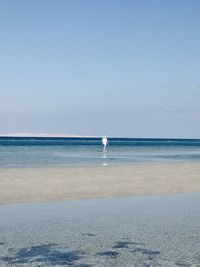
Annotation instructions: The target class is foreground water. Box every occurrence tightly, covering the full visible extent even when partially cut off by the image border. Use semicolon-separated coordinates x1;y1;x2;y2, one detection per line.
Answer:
0;193;200;266
1;137;200;167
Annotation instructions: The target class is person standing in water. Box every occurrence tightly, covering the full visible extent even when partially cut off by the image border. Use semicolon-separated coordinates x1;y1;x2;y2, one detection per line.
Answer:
102;135;108;152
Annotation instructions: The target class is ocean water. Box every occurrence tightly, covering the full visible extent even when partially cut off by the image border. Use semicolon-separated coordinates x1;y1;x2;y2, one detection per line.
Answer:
0;137;200;167
0;193;200;266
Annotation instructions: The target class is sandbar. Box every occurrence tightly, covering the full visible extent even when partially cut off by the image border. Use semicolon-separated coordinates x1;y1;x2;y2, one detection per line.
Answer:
0;162;200;204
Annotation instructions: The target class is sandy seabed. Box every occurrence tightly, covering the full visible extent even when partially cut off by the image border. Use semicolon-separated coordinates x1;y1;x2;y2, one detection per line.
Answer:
0;162;200;204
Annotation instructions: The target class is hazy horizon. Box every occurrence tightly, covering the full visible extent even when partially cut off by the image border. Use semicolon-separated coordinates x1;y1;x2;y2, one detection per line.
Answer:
1;0;200;138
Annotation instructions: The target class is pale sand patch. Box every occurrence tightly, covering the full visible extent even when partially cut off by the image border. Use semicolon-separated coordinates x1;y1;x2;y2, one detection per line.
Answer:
0;163;200;204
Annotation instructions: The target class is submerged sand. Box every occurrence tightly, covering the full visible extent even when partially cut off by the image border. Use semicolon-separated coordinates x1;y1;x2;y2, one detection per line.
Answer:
0;163;200;204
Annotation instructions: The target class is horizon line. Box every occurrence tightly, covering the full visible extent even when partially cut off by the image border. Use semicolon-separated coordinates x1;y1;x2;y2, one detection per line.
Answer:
0;133;199;140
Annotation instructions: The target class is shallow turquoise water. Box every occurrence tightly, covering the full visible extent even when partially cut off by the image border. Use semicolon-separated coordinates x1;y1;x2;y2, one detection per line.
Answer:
0;193;200;266
1;137;200;167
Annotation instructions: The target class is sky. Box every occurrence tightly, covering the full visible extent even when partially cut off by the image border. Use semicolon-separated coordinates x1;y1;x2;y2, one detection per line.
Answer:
0;0;200;138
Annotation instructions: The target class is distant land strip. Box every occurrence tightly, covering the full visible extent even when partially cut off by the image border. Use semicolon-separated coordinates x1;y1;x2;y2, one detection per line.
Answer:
0;133;100;138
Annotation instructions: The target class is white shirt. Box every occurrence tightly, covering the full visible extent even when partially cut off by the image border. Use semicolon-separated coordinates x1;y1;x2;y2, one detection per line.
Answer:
102;137;108;146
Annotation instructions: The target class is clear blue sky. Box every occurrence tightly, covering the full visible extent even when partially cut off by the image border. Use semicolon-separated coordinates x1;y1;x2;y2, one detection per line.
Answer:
0;0;200;137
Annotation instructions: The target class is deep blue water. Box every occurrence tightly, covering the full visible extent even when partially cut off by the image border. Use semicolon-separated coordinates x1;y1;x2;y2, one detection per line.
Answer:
1;137;200;146
0;137;200;167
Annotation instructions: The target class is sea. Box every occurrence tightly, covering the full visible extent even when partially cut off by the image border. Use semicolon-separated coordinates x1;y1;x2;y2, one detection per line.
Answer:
0;193;200;266
1;138;200;266
0;137;200;168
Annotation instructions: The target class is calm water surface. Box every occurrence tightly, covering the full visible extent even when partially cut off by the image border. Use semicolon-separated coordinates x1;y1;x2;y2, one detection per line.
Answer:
1;137;200;167
0;193;200;266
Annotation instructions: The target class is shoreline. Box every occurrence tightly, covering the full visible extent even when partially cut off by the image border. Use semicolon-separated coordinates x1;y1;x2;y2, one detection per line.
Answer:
1;162;200;205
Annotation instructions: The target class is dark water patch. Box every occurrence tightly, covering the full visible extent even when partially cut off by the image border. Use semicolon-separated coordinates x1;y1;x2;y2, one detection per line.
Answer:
130;247;160;257
73;265;93;267
1;244;87;266
82;233;96;237
113;241;134;249
111;239;160;263
119;237;145;244
96;251;119;259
